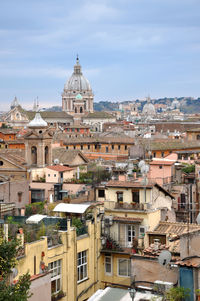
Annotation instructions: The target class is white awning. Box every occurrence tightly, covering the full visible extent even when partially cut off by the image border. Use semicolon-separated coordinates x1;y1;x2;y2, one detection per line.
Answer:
53;203;91;214
26;214;47;224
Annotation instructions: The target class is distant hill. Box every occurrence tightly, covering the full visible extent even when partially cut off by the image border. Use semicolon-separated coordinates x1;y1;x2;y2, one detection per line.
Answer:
94;97;200;114
43;106;62;112
42;98;200;114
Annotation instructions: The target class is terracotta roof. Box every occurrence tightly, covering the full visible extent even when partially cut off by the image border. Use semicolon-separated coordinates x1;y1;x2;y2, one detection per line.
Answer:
149;221;200;236
106;180;153;188
148;140;200;151
150;160;174;165
0;149;26;167
113;216;143;223
62;135;135;144
46;165;73;172
84;111;115;119
176;257;200;268
52;148;89;165
26;110;73;120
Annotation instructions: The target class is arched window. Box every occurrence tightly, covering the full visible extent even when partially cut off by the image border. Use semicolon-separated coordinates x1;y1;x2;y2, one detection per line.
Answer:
31;146;37;165
75;107;77;113
80;107;83;113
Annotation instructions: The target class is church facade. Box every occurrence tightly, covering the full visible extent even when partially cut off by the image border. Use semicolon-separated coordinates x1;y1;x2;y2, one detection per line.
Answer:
62;56;94;116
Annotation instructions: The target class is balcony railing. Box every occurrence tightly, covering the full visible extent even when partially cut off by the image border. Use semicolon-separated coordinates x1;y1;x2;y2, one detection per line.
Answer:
114;202;145;210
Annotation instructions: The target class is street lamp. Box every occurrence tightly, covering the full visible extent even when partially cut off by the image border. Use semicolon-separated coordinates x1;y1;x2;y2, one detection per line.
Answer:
128;288;136;301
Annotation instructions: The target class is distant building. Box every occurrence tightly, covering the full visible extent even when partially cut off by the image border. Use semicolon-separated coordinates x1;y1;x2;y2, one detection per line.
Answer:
62;56;94;117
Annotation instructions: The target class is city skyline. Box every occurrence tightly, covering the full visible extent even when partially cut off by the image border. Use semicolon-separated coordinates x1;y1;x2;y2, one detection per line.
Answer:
1;0;200;111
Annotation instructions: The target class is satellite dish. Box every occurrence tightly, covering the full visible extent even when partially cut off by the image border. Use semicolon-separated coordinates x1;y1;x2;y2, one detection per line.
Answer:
158;250;171;266
196;213;200;224
138;160;145;169
12;267;18;278
54;158;59;165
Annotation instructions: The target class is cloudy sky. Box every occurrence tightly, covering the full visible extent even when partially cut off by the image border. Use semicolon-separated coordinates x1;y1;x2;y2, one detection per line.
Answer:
1;0;200;110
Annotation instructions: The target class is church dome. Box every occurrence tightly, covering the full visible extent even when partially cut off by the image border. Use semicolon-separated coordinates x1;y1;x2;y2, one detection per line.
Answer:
142;98;156;116
64;57;91;92
28;113;47;128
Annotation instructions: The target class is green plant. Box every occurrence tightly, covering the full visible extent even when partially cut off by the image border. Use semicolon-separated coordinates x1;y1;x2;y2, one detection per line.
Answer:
181;164;195;174
165;287;190;301
72;217;83;230
0;235;31;301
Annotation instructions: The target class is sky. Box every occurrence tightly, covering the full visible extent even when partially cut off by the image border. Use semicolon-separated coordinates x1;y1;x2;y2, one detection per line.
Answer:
1;0;200;110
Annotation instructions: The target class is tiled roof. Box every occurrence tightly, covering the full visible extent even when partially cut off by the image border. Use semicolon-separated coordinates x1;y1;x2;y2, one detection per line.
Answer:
176;257;200;268
149;221;200;236
26;111;73;120
84;111;115;119
113;216;143;223
150;160;174;165
62;135;135;144
0;149;26;167
148;140;200;151
46;165;73;172
53;148;88;165
106;180;153;188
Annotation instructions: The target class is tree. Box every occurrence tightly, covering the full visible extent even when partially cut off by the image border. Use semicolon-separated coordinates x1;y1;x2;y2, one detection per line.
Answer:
0;235;31;301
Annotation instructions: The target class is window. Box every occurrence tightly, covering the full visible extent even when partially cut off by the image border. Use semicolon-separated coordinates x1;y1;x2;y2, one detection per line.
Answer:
88;145;90;150
0;161;3;166
112;145;114;150
197;135;200;140
132;190;139;203
95;144;97;150
48;259;61;294
48;174;50;177
126;225;135;247
81;145;83;150
118;258;130;277
77;251;87;283
153;152;156;158
139;226;146;237
66;146;68;150
18;192;22;203
74;146;76;149
159;165;163;169
161;152;164;158
116;191;123;202
125;145;127;151
98;189;105;198
54;174;56;177
118;145;121;150
105;255;112;275
106;146;109;153
180;193;186;209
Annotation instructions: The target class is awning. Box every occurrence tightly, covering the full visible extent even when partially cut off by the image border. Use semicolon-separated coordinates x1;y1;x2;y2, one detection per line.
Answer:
26;214;47;224
53;203;91;214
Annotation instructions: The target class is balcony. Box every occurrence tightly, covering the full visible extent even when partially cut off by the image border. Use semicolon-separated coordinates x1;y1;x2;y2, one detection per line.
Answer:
114;202;145;210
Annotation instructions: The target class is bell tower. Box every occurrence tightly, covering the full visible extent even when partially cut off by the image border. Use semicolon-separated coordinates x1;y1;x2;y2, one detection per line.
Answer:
24;113;53;167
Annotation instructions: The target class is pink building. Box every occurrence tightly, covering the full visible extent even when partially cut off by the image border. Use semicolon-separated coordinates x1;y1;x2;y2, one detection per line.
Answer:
148;159;175;185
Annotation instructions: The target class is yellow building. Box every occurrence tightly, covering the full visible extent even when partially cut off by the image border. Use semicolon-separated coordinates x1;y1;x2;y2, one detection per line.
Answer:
15;204;102;301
